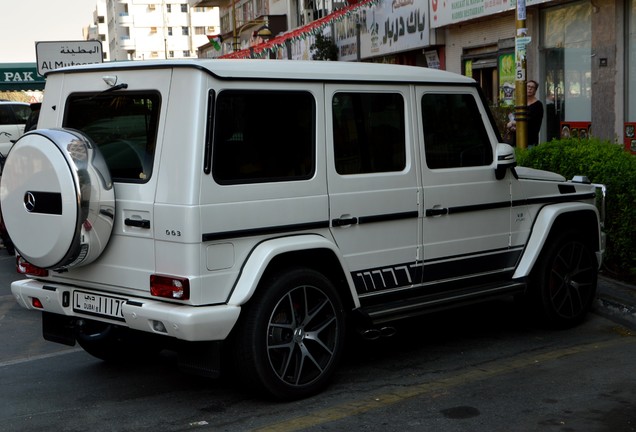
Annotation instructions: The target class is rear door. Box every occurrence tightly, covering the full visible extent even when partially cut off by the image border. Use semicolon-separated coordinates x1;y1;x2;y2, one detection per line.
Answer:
325;85;421;311
41;69;174;293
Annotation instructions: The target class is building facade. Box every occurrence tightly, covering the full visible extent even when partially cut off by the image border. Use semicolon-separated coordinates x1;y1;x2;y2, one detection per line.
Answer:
105;0;219;61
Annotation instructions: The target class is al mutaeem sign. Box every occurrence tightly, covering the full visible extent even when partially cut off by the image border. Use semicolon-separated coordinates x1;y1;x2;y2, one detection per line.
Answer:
36;40;103;76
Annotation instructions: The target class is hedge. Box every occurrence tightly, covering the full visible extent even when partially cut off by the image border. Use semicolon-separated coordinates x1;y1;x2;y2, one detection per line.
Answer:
516;138;636;282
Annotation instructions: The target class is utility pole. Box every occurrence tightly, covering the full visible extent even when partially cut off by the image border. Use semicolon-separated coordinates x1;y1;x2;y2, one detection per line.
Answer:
514;0;529;149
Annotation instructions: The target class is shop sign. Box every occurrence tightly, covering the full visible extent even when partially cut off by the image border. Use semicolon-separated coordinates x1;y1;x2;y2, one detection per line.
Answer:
431;0;552;29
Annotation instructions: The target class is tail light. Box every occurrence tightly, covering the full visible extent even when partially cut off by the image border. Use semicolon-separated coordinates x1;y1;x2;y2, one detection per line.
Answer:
16;256;49;277
150;274;190;300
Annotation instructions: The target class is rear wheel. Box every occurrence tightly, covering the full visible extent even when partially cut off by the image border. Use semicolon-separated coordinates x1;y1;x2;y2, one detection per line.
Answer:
233;267;346;400
528;230;598;328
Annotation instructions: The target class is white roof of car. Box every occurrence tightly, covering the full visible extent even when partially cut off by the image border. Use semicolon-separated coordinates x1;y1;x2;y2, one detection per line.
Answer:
48;59;476;85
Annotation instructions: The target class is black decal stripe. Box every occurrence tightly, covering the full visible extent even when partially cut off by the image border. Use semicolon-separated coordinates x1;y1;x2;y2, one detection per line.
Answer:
515;192;596;207
439;192;595;216
202;221;329;242
353;247;523;296
358;211;418;224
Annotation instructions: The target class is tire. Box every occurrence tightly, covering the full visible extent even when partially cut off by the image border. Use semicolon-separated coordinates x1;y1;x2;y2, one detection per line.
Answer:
232;267;346;400
528;230;598;328
76;320;162;363
0;129;115;270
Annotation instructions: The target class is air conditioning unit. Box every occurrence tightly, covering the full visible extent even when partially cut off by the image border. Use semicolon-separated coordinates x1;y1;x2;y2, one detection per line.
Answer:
302;9;315;24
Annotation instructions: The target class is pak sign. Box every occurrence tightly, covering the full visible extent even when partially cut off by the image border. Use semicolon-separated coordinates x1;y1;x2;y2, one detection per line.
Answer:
36;40;103;76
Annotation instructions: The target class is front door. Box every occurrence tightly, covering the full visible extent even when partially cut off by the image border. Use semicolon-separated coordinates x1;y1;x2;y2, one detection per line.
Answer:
417;88;518;293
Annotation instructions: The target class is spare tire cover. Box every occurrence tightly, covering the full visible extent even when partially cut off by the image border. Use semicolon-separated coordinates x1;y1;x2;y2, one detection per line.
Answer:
0;128;115;270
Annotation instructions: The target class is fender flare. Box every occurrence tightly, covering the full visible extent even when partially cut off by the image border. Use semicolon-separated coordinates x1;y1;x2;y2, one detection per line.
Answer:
513;202;602;279
227;234;360;307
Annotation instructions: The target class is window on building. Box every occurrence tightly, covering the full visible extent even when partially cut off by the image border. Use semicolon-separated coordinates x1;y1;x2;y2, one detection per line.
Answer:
183;50;191;57
169;50;174;58
421;93;493;169
195;26;206;35
168;27;173;36
181;3;188;12
150;27;157;34
541;2;592;140
182;26;189;36
332;92;406;175
98;16;105;24
166;4;171;12
212;90;315;184
628;0;636;124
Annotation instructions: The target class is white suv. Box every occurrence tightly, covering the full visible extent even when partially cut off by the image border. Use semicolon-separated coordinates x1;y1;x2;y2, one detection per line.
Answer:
0;101;31;156
0;60;605;400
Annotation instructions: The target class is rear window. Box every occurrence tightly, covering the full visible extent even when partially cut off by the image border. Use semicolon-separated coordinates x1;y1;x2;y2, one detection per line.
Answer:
64;92;161;182
212;90;315;185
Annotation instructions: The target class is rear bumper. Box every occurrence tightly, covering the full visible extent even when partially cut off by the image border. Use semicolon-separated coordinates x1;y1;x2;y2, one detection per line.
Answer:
11;279;241;342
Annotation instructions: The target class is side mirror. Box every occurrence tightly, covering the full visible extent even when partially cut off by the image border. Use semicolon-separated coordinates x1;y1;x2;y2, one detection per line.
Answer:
495;143;516;180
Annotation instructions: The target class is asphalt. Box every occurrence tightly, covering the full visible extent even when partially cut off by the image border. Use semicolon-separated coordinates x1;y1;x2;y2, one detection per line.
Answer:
596;275;636;329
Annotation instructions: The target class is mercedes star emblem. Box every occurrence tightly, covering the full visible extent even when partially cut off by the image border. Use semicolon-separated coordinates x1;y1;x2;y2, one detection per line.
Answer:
24;192;36;212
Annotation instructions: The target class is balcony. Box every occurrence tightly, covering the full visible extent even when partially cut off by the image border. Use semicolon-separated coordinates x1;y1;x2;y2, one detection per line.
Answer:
119;36;135;50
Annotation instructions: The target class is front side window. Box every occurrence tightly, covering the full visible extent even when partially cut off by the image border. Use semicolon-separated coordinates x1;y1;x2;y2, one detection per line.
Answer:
332;92;406;175
212;90;315;184
64;92;161;182
421;93;493;169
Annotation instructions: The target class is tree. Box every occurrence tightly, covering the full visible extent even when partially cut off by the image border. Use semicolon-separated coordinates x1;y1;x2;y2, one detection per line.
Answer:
311;33;338;61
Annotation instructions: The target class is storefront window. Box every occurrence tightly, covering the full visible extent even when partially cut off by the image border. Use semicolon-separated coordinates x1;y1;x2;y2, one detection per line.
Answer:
541;2;591;141
628;0;636;122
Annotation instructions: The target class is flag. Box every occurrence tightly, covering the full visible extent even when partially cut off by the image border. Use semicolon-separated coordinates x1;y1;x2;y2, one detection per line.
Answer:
207;35;222;51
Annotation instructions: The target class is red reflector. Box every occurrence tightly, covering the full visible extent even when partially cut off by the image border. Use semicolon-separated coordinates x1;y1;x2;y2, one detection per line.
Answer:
16;256;49;277
32;297;44;309
150;274;190;300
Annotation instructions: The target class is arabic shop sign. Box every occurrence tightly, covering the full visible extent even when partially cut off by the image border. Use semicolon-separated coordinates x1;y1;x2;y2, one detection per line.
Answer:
336;0;430;62
36;40;103;76
430;0;552;29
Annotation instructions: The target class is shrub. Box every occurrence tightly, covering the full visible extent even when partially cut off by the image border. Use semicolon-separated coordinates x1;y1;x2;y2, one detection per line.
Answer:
516;138;636;282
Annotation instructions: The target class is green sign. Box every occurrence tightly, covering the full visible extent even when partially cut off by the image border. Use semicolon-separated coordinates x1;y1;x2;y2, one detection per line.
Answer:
0;63;45;91
498;53;515;106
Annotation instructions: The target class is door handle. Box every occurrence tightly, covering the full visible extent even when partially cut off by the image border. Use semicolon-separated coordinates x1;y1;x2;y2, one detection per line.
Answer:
124;218;151;229
425;207;448;217
332;216;358;227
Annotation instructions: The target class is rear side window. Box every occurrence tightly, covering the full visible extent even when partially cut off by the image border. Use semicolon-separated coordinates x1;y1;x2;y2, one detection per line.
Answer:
64;92;161;183
212;90;315;185
421;93;493;169
332;92;406;175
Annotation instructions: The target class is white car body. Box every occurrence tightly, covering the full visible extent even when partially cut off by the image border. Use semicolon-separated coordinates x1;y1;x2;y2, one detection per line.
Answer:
1;60;605;399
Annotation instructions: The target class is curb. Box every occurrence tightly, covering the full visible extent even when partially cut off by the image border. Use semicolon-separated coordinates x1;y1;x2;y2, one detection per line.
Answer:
594;275;636;329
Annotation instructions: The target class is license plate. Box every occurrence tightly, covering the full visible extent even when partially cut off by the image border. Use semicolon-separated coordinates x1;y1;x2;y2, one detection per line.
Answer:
73;291;126;321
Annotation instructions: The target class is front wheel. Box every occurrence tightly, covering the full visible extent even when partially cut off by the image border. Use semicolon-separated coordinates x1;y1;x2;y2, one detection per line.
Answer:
232;268;346;400
528;230;598;328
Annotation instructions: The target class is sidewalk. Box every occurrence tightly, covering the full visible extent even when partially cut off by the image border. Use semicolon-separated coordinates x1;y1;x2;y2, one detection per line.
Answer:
595;275;636;329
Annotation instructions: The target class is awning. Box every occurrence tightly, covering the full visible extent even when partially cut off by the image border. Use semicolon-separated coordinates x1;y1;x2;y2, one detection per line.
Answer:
0;63;45;91
220;0;380;59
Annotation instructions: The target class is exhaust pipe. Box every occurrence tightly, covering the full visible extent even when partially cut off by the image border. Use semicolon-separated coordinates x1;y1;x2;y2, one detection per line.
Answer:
360;326;397;340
